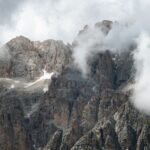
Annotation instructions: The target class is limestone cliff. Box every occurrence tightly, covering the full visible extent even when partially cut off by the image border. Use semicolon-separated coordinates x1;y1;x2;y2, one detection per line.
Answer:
0;21;149;150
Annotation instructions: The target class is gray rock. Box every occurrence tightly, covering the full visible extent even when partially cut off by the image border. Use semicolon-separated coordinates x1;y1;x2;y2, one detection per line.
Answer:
0;20;150;150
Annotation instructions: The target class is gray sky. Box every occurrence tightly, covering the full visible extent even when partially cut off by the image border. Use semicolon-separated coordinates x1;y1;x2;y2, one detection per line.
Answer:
0;0;145;45
0;0;25;25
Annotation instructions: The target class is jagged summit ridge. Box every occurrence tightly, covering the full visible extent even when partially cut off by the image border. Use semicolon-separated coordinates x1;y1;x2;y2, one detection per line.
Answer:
0;35;71;80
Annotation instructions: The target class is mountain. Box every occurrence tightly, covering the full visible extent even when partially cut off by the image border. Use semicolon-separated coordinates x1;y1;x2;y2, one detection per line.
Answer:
0;20;150;150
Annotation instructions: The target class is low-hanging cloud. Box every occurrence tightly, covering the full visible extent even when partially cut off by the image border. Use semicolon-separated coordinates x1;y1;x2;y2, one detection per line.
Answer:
0;45;10;61
132;33;150;114
72;22;138;75
0;0;138;45
72;0;150;114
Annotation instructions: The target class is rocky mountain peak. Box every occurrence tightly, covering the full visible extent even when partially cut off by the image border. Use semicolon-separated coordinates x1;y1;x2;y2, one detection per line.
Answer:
0;36;71;80
0;20;149;150
95;20;113;34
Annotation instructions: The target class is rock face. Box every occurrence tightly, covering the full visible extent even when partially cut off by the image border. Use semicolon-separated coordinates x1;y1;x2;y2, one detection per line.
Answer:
0;36;71;80
0;20;150;150
0;85;33;150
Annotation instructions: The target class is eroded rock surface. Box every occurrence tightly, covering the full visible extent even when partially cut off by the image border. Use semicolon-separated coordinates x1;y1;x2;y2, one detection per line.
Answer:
0;20;150;150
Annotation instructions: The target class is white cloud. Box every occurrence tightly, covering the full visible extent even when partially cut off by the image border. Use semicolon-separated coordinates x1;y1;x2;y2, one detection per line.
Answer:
71;0;150;114
132;33;150;114
0;0;139;45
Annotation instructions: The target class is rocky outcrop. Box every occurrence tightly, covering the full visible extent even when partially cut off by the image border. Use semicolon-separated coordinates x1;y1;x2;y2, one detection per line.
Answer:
0;85;33;150
95;20;113;34
0;20;150;150
0;36;71;80
0;36;72;150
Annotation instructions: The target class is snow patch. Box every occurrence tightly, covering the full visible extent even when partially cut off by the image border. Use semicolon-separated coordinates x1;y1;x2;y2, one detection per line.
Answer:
9;84;15;89
43;86;48;93
24;69;55;88
0;69;56;92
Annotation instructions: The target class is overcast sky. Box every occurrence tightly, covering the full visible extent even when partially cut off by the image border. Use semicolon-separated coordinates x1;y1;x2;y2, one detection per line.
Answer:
0;0;142;45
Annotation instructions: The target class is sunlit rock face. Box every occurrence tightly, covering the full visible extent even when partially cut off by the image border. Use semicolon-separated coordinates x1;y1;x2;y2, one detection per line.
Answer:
0;20;150;150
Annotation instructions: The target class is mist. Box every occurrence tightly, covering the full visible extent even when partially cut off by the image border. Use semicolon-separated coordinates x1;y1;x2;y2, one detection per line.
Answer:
72;0;150;114
0;45;10;61
0;0;137;45
132;33;150;114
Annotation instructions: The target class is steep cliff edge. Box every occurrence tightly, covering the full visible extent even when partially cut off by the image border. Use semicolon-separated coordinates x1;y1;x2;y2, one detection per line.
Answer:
0;20;149;150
